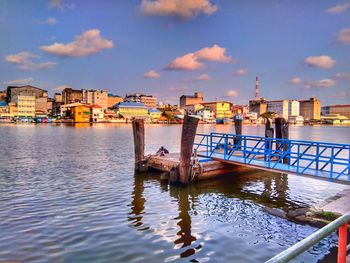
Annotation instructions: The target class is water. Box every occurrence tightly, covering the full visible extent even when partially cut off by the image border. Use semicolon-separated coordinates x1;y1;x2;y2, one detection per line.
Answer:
0;124;349;263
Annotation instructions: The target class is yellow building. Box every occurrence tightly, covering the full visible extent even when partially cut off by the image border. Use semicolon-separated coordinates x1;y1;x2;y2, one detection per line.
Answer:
13;94;36;117
113;102;149;120
72;105;91;123
148;108;162;121
202;101;233;119
299;98;321;121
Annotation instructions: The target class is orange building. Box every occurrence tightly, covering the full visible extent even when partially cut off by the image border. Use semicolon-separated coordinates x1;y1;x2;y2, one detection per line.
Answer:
72;105;91;123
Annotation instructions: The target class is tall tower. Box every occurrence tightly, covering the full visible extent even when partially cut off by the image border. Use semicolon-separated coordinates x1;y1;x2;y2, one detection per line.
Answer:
255;76;259;100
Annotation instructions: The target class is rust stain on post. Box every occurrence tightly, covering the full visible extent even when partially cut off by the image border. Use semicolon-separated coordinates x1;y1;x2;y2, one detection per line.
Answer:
179;115;199;184
132;119;145;170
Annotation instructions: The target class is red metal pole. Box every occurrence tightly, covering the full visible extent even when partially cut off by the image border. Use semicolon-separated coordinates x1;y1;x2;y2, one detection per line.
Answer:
338;223;348;263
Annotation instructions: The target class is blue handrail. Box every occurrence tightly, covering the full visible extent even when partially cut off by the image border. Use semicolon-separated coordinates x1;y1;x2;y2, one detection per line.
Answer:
194;133;350;182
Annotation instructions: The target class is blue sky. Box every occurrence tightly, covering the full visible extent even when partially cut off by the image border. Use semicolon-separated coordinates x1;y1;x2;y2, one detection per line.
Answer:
0;0;349;106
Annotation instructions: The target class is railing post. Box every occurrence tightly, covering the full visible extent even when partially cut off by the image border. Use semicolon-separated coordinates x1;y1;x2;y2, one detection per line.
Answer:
331;147;334;179
338;223;348;263
316;143;320;171
224;134;228;160
243;136;247;163
297;144;300;173
210;133;213;154
206;135;209;157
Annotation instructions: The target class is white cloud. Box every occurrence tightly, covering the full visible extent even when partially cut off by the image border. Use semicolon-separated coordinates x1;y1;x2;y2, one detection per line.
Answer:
325;2;350;14
4;77;34;85
55;84;72;91
289;77;302;84
195;44;231;63
46;18;58;25
165;44;233;71
232;68;248;77
40;29;113;57
144;70;160;78
304;55;336;69
48;0;74;10
333;72;350;80
5;52;56;71
337;28;350;44
165;53;204;70
226;89;239;97
195;74;211;81
139;0;218;19
304;79;336;89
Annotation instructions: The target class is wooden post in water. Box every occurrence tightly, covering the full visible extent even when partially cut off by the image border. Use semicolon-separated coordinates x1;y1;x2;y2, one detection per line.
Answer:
234;116;242;149
264;118;274;161
179;115;200;184
132;119;146;172
275;117;289;164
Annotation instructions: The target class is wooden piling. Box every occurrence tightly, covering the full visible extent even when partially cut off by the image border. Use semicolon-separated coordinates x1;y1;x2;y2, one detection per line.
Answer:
179;115;200;184
264;118;274;161
132;119;146;172
234;117;243;148
275;117;290;164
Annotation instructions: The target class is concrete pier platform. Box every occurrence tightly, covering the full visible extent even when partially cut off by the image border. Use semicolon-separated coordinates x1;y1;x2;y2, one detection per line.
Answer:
317;189;350;216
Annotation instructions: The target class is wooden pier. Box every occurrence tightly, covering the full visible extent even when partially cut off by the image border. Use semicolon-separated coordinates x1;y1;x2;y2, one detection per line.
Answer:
131;116;350;185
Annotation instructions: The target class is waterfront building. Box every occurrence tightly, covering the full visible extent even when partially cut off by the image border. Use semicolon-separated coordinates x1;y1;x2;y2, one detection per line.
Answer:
125;93;157;108
0;101;18;119
54;93;63;103
107;93;123;109
62;88;83;104
231;105;249;117
197;108;215;122
321;114;349;125
179;92;204;109
90;104;105;122
82;89;108;110
7;85;48;114
322;105;350;119
182;103;204;115
112;102;149;120
47;98;54;116
201;101;233;119
299;98;321;121
249;98;267;117
72;105;91;123
12;94;36;117
288;100;300;117
266;100;289;119
148;108;162;120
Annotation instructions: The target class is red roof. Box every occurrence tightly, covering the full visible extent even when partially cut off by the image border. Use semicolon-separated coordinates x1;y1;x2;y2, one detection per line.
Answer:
90;104;102;108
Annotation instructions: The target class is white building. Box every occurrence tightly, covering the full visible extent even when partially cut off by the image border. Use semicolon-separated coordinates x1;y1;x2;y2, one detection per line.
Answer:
12;95;35;117
197;108;215;122
288;100;300;117
91;104;105;122
266;100;289;119
82;89;108;110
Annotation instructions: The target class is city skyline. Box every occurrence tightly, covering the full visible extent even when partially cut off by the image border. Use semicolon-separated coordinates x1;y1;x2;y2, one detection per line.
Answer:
0;0;349;105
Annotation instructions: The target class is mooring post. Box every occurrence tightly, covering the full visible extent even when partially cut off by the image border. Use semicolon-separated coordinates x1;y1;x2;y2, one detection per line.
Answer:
275;117;289;164
179;115;200;184
234;115;242;149
132;118;146;172
264;118;274;161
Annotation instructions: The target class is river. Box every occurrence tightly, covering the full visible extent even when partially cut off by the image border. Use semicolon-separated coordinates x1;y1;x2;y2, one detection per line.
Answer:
0;124;349;262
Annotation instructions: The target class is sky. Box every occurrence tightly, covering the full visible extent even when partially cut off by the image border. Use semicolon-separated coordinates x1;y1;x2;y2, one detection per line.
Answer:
0;0;349;106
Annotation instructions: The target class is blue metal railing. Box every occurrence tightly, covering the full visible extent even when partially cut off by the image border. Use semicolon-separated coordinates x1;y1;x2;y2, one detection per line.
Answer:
194;132;350;182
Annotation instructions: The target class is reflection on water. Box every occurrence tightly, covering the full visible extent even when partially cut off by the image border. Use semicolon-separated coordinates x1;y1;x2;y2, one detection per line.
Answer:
0;124;349;262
